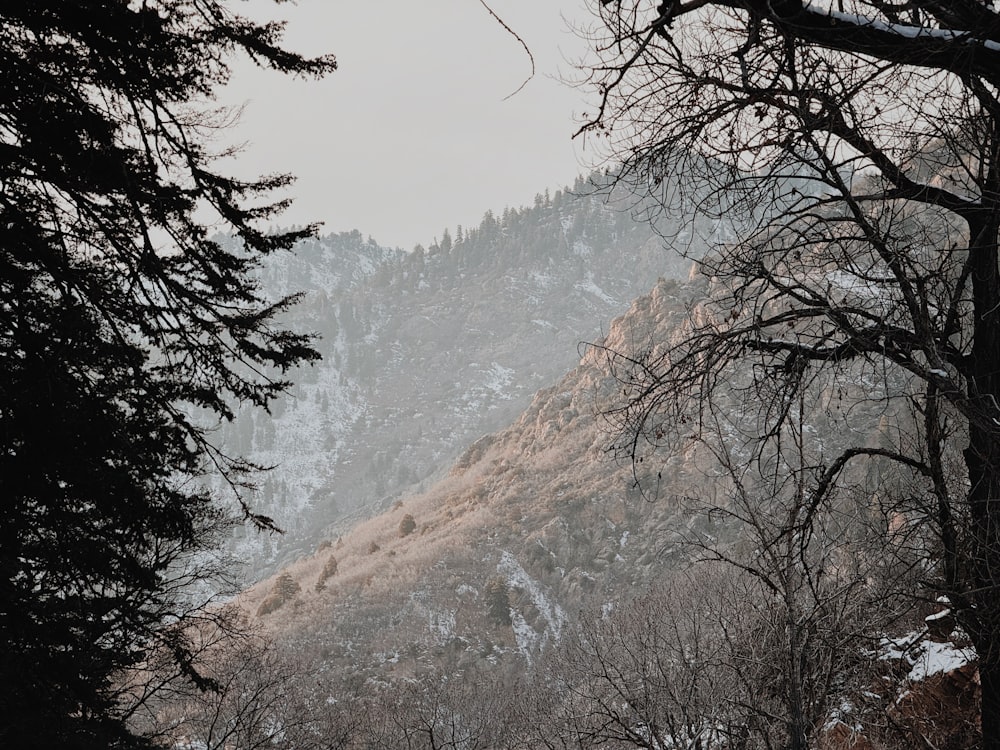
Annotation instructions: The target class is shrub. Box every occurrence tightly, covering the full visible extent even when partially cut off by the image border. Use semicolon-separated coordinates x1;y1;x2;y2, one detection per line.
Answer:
257;572;301;616
315;555;338;591
398;513;417;538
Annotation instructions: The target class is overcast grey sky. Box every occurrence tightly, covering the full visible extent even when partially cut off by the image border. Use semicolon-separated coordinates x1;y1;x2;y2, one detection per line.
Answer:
223;1;595;250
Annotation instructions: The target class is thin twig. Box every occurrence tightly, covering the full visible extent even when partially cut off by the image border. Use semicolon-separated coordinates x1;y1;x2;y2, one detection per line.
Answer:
477;0;536;99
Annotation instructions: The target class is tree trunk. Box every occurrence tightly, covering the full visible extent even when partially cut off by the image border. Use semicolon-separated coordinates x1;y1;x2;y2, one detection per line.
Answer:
965;437;1000;749
966;214;1000;750
982;661;1000;750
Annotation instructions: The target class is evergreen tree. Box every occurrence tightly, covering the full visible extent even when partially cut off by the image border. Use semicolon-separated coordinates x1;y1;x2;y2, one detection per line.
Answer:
315;554;339;591
0;3;334;748
256;572;301;616
484;577;512;627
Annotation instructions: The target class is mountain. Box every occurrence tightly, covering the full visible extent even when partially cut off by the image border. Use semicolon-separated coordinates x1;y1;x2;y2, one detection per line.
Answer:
154;160;985;749
224;273;973;750
216;175;730;578
152;168;985;749
238;276;721;674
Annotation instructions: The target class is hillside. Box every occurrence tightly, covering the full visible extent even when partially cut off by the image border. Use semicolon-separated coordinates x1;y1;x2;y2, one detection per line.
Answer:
212;268;977;750
239;277;706;670
161;162;984;748
215;175;730;577
241;267;885;675
145;234;982;750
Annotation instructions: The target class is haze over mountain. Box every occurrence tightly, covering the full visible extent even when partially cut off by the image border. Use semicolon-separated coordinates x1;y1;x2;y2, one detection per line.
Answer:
217;174;735;578
229;258;961;745
241;277;704;672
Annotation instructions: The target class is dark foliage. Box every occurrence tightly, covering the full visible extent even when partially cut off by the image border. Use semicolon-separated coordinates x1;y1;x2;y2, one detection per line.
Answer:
484;577;512;627
0;2;334;747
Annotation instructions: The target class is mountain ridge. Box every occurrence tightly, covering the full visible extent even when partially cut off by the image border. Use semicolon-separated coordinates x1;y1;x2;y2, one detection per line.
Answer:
216;175;718;578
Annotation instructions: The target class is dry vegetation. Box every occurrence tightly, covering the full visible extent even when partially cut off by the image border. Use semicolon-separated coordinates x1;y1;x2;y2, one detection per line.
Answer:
156;271;978;749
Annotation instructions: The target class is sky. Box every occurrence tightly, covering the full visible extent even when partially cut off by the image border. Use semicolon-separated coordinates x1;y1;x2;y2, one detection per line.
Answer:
223;1;597;250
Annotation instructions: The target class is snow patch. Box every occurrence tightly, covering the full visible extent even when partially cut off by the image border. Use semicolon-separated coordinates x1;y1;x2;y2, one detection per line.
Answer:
874;631;975;683
429;609;456;643
498;550;566;660
483;362;515;394
823;699;860;733
575;273;617;306
510;611;538;662
908;640;974;682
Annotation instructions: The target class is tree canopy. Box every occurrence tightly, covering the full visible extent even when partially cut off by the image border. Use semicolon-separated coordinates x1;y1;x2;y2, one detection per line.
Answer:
583;0;1000;745
0;2;334;747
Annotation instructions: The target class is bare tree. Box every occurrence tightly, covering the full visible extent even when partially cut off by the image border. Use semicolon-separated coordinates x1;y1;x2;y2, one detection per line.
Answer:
544;412;918;750
129;616;353;750
351;667;523;750
580;0;1000;743
689;410;918;750
542;572;736;749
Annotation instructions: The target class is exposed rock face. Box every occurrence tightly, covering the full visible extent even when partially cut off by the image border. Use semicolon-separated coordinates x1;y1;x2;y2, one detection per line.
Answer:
889;662;980;750
224;229;985;747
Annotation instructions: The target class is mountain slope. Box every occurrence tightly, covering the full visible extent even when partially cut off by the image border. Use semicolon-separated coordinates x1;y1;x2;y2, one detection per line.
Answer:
238;277;713;677
226;265;969;750
219;176;719;576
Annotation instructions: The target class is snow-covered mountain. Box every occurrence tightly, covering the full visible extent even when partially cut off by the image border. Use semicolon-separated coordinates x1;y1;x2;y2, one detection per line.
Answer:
240;277;711;672
218;175;716;577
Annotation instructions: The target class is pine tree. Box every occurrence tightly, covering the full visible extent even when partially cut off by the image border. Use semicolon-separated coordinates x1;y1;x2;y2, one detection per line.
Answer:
0;3;334;748
257;572;301;616
484;577;512;627
315;554;339;591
